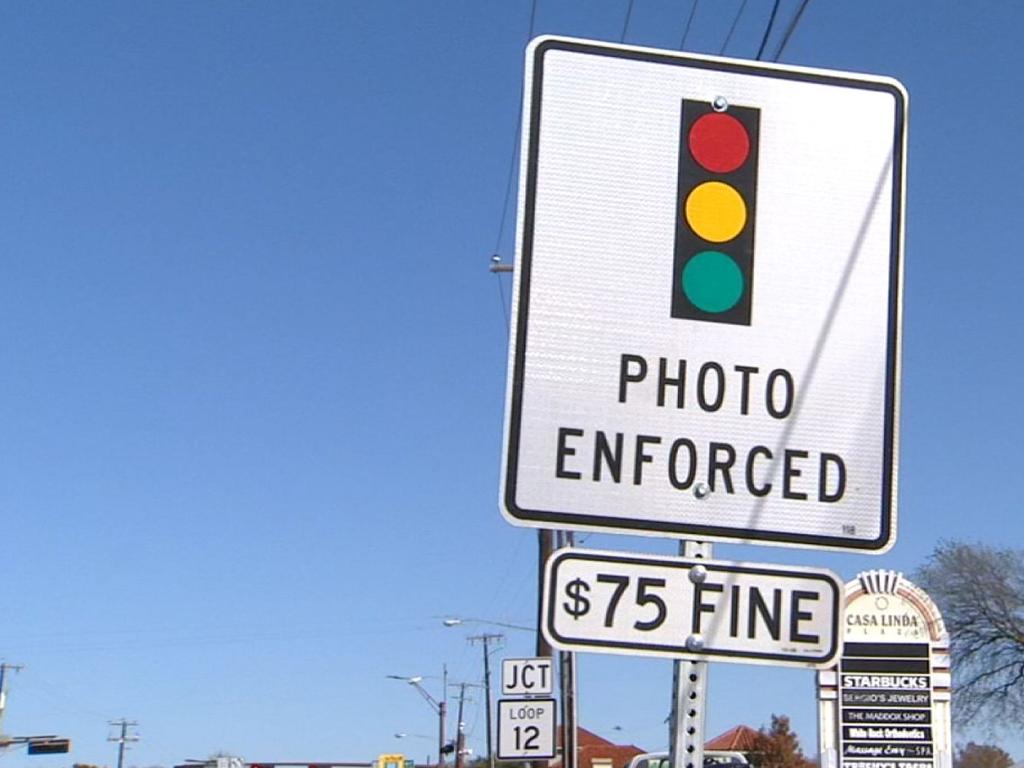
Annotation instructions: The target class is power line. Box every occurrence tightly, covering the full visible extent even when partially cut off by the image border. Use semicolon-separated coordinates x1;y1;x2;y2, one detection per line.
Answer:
755;0;781;60
619;0;635;42
772;0;812;61
492;0;539;259
493;269;510;331
718;0;748;54
678;0;699;50
490;0;539;337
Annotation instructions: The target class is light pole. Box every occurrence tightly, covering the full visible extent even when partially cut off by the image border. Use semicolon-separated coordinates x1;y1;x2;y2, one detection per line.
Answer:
445;679;484;768
442;617;533;632
442;618;531;768
468;633;502;768
387;669;448;768
394;732;432;764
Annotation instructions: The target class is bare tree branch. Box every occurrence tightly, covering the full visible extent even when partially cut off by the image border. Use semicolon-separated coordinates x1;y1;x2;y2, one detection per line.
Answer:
915;540;1024;731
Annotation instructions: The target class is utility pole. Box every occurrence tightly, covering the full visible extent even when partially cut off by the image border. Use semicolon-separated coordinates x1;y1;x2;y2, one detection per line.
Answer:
439;665;448;768
0;663;24;736
536;531;553;657
452;682;468;768
108;719;139;768
468;633;502;768
555;531;578;768
0;664;72;756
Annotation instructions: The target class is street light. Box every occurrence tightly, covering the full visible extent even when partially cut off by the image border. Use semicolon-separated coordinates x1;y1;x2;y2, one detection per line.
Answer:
444;614;576;768
387;671;447;768
441;616;533;632
442;621;516;768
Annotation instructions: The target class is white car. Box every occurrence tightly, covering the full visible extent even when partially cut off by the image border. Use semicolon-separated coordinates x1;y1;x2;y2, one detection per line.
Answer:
627;751;749;768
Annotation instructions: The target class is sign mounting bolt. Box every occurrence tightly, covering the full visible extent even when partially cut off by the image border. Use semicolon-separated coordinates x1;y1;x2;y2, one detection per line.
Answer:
685;634;705;652
712;96;729;112
688;565;707;584
694;483;711;500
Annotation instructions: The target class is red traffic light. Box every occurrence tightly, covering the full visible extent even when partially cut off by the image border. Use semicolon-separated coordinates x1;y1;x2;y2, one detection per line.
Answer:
688;112;750;174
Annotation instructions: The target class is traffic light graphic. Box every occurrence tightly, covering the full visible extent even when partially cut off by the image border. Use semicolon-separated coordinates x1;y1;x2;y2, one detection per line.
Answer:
671;100;760;325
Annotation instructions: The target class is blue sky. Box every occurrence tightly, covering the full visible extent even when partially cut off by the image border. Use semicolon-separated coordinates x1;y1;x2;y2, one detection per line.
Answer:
0;1;1022;766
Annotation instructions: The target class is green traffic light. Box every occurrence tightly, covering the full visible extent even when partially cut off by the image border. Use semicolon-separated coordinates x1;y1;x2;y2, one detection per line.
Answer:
681;250;745;313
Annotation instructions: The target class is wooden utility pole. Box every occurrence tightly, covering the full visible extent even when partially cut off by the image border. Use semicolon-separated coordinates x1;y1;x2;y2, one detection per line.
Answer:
108;719;139;768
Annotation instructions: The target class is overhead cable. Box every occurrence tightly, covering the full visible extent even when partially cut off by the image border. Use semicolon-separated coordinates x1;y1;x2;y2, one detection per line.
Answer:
773;0;813;61
718;0;748;55
679;0;699;50
492;0;539;258
620;0;636;42
491;0;539;335
755;0;781;60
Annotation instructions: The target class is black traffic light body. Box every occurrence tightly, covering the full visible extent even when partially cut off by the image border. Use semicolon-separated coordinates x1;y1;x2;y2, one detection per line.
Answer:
27;739;71;755
671;99;761;326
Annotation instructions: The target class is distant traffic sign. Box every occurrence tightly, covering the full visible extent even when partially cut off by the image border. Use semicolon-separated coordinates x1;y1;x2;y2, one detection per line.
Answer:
501;657;554;696
496;698;556;759
27;739;70;755
500;36;907;551
542;548;842;668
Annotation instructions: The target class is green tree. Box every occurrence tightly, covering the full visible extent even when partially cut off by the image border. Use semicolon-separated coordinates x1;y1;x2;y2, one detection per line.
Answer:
915;541;1024;727
747;715;815;768
953;742;1013;768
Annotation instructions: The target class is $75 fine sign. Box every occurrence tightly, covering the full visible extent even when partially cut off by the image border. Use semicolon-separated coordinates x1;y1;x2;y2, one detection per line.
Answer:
542;548;842;668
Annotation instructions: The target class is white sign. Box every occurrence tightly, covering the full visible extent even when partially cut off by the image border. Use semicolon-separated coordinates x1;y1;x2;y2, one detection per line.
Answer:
497;698;556;759
502;657;554;696
543;547;842;668
500;36;907;551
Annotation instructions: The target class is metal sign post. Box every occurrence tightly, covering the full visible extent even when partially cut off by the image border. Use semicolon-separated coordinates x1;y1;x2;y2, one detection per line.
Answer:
668;541;711;768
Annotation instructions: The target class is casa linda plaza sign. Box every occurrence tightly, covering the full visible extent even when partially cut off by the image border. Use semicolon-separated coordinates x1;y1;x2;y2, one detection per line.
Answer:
500;36;907;552
817;571;952;768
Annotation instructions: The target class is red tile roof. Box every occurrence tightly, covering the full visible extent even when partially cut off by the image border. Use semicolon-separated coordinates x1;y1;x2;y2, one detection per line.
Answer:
704;725;759;751
552;726;646;768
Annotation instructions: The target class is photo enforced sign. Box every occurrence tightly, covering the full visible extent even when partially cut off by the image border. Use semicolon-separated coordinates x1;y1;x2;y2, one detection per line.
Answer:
501;37;907;551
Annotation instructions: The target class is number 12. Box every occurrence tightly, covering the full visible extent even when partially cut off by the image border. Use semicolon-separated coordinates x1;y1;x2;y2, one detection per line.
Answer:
513;725;539;751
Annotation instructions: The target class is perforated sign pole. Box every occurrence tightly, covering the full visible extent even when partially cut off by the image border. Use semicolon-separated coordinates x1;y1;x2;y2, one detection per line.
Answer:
668;541;712;768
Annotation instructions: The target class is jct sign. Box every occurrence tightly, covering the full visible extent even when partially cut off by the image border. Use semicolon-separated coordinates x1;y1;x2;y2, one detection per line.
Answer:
500;37;907;551
501;657;554;696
